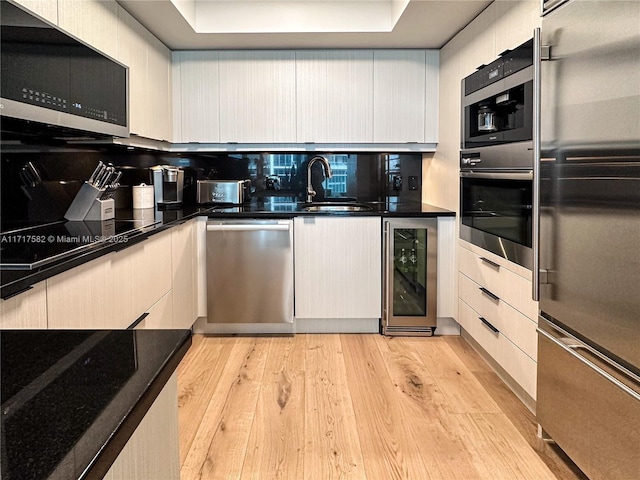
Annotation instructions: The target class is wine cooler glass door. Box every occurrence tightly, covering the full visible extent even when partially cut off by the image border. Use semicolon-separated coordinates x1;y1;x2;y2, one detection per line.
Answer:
383;218;438;336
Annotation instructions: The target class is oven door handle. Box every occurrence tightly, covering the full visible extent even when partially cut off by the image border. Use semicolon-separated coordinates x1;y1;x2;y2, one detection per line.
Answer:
460;171;533;180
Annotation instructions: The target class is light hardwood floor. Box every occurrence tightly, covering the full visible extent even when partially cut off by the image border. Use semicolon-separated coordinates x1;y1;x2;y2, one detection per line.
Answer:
177;334;587;480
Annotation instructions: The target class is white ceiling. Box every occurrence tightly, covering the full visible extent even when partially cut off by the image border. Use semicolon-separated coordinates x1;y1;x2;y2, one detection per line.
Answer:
117;0;493;50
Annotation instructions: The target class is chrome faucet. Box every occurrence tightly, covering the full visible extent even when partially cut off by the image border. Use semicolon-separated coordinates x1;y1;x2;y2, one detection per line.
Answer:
306;155;332;202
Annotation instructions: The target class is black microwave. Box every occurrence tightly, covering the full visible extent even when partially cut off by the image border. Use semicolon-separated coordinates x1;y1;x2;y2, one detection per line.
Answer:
0;1;128;138
461;39;533;149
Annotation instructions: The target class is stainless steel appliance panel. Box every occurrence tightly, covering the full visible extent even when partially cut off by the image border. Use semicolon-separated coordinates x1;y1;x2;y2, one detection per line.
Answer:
539;156;640;372
206;220;293;324
461;38;534;150
537;318;640;480
536;2;640;477
383;218;437;336
0;1;129;137
540;0;640;150
459;166;534;270
197;180;250;205
539;0;640;374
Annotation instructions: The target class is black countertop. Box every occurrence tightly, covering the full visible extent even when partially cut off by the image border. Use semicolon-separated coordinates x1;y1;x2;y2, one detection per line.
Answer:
0;206;209;299
206;197;454;218
0;329;192;480
0;199;454;298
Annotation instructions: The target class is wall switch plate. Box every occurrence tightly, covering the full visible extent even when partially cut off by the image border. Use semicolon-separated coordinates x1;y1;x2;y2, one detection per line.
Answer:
408;176;419;191
392;175;403;190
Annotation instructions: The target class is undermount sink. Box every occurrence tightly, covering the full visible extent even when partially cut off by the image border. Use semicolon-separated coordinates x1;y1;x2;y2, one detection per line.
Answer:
301;202;373;212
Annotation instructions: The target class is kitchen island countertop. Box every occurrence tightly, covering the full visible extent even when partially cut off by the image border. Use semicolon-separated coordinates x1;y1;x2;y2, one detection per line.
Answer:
0;328;191;480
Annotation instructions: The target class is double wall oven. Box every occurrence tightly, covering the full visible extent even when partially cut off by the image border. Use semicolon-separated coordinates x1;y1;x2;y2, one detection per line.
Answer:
460;38;534;270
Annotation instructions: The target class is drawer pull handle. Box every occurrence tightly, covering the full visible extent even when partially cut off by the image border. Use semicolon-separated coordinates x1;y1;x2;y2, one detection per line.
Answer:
480;317;500;334
128;312;149;330
479;257;501;269
1;285;34;300
479;287;500;302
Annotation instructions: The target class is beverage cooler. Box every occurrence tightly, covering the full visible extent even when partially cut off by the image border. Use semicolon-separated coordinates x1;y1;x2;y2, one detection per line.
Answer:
382;218;438;336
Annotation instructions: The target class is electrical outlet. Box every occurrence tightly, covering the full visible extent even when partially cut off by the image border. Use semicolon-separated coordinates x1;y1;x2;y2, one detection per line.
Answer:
408;176;419;191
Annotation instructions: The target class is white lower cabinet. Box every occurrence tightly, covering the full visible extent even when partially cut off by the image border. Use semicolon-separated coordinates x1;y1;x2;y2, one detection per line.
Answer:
34;219;203;331
47;230;172;329
457;239;539;403
171;219;198;329
294;216;381;321
0;281;48;329
458;299;537;399
136;291;174;330
103;372;180;480
47;254;117;329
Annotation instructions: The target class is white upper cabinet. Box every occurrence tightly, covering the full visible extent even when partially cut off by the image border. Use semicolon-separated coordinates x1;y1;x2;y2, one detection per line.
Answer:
27;1;175;142
117;6;147;138
172;51;220;143
424;51;439;144
373;50;439;143
218;51;296;143
296;50;374;143
57;0;119;61
13;0;58;24
173;49;438;145
116;5;172;141
145;31;173;142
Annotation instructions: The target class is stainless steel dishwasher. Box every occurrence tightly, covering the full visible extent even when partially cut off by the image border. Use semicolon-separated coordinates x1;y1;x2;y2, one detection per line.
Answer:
206;219;293;325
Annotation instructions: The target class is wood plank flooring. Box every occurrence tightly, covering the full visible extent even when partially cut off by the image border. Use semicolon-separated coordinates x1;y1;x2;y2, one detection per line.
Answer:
177;334;587;480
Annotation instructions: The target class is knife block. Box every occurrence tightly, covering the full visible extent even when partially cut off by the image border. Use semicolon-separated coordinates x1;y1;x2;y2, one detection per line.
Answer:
64;182;115;221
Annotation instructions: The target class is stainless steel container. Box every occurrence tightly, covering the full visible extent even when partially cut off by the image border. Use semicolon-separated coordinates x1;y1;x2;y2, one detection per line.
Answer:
197;180;250;204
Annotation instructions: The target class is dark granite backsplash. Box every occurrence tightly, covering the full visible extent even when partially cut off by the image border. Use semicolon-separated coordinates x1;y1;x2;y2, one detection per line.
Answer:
1;144;422;231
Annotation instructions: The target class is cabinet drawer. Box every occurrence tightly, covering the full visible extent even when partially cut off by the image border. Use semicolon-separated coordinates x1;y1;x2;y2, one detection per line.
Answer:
136;291;174;329
459;272;538;361
0;281;48;329
458;299;537;399
458;244;537;319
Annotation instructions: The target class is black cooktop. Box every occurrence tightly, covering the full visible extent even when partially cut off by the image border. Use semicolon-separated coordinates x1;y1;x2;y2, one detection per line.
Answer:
0;219;159;270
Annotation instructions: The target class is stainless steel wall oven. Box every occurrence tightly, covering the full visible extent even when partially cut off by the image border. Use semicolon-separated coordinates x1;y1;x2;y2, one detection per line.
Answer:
459;144;533;270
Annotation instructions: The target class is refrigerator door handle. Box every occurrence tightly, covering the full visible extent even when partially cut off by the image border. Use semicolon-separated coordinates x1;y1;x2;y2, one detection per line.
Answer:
538;327;640;402
532;27;550;301
532;26;541;301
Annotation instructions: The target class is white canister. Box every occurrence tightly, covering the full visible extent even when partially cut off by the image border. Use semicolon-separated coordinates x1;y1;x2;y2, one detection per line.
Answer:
132;183;154;209
132;207;156;228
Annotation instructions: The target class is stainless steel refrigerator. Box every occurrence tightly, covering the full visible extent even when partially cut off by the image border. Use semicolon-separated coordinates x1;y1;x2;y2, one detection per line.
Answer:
534;2;640;479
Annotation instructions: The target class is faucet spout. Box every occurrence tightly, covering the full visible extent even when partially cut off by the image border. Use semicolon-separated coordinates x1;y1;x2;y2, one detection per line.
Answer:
306;155;332;203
